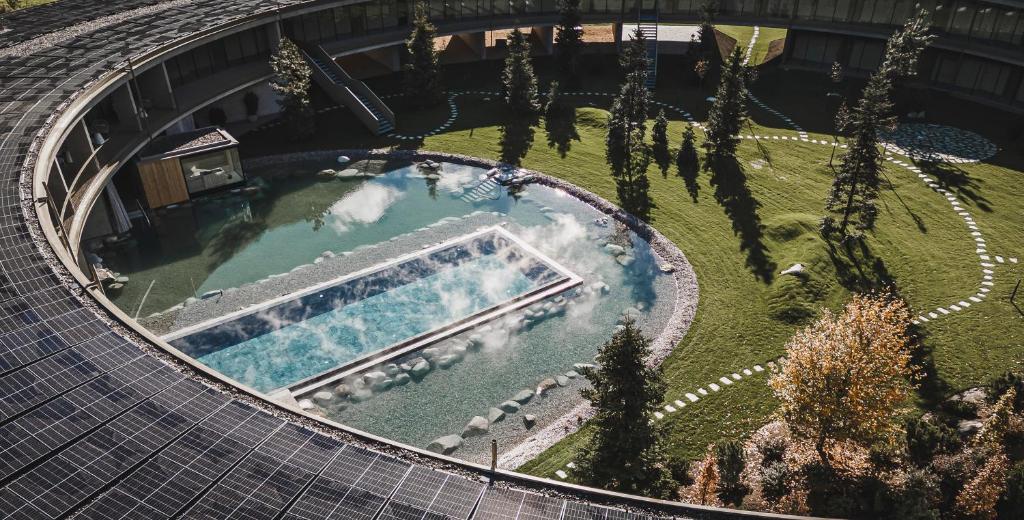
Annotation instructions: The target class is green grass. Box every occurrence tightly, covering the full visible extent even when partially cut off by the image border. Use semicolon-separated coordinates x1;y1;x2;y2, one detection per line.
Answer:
242;57;1024;483
715;25;789;65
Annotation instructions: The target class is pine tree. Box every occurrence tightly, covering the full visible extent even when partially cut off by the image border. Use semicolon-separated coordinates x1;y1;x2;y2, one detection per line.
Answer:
573;318;676;498
404;2;443;107
502;28;540;114
554;0;584;86
269;37;315;140
702;45;748;169
677;123;700;176
823;12;932;239
606;30;650;174
715;440;748;506
652;109;668;157
697;1;717;61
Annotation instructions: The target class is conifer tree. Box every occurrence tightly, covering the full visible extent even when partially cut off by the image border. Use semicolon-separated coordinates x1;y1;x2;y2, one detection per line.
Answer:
696;1;717;61
677;123;700;176
715;440;749;505
823;13;932;238
502;28;541;114
652;109;670;172
606;30;650;174
574;318;677;498
404;2;443;107
554;0;584;86
702;45;748;169
269;37;315;140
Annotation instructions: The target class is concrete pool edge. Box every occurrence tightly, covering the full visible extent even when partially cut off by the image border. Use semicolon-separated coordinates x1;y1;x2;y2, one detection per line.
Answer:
244;150;701;466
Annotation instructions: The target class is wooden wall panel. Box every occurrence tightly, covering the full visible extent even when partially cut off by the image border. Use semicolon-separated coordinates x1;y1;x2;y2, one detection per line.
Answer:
138;158;189;208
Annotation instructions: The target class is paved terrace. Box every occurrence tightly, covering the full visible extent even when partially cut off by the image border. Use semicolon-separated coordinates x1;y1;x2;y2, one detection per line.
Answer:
0;2;759;520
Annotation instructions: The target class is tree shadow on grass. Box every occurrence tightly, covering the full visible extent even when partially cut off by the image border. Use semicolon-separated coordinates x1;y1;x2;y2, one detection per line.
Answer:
825;237;893;293
500;113;537;166
878;169;928;234
909;326;953;412
544;110;579;158
708;158;775;283
917;160;992;213
677;164;700;202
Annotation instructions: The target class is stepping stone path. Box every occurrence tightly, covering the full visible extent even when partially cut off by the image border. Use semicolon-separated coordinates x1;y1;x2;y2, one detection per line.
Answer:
880;123;997;164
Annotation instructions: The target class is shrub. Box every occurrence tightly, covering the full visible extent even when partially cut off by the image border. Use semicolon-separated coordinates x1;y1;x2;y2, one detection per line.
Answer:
998;462;1024;519
887;469;942;520
989;371;1024;411
668;456;693;486
715;440;748;505
761;461;790;503
940;398;979;420
906;417;959;467
756;435;786;467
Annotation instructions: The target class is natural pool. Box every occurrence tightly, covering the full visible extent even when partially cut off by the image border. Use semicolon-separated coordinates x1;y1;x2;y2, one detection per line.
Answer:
95;157;677;461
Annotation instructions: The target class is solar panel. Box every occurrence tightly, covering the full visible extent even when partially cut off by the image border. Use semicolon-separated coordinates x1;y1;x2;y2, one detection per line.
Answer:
378;465;484;520
472;487;528;520
283;445;411;520
516;490;566;520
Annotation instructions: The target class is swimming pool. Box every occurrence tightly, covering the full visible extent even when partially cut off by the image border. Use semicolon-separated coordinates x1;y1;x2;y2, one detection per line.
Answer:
94;158;677;460
165;228;580;392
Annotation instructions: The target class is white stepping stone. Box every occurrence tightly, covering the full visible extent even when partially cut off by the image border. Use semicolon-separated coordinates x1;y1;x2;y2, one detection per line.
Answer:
743;369;753;376
996;256;1005;263
697;388;708;396
938;308;950;315
981;255;991;260
912;320;920;325
928;312;939;319
972;231;983;236
654;411;664;419
709;383;721;392
970;296;982;303
732;373;742;380
977;249;987;254
674;400;686;408
753;365;764;372
982;281;994;286
665;405;677;413
950;305;962;311
556;470;568;479
918;315;929;322
1011;258;1018;264
686;393;699;402
984;275;993;280
719;377;733;386
566;462;577;469
980;288;990;293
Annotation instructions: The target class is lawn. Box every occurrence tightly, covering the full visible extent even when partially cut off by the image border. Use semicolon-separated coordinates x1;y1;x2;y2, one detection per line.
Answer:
241;51;1024;483
714;24;789;66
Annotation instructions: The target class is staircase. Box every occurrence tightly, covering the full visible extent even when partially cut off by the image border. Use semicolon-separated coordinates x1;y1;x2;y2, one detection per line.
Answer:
459;177;500;202
303;46;395;135
637;12;659;89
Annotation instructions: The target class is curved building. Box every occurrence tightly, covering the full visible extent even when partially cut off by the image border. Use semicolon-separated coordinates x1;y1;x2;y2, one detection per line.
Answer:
1;1;1018;519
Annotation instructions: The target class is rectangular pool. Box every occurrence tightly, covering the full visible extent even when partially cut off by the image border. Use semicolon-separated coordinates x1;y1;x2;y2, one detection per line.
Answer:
165;227;580;393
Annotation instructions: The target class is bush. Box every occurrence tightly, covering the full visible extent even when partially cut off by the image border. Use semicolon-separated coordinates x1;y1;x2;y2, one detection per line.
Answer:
761;462;790;502
906;417;959;467
668;456;693;486
756;435;786;467
940;398;979;420
999;462;1024;519
888;469;942;520
990;371;1024;411
715;440;748;506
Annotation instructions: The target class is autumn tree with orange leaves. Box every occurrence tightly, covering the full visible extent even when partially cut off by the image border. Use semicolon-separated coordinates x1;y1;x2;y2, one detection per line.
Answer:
769;293;917;466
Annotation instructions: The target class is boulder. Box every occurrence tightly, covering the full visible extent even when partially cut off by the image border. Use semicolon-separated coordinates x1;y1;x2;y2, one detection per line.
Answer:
604;244;626;256
573;363;595;372
467;334;484;350
523;414;537;428
488;407;506;424
615;254;635;267
317;169;337;177
312;391;333;405
537;378;558;395
958;419;983;436
421;347;443;363
363;371;389;387
565;370;579;379
659;263;676;274
410;359;431;379
349;388;373;403
426;434;463;455
383;363;401;376
394;373;411;386
337;155;351;164
780;263;805;276
556;375;569;387
437;354;458;369
298;399;315;410
498;400;521;413
512;389;534;404
959;387;988;407
462;416;490;438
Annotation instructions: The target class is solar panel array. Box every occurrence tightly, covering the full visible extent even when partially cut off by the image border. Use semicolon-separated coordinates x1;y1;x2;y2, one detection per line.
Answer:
0;1;695;519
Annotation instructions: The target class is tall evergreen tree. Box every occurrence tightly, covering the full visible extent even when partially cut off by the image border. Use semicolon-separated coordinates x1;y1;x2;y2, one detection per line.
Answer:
554;0;584;86
702;45;748;169
502;28;541;114
404;2;443;107
652;109;670;172
606;30;650;172
823;13;932;238
574;318;677;498
697;1;717;61
677;123;700;176
269;37;315;140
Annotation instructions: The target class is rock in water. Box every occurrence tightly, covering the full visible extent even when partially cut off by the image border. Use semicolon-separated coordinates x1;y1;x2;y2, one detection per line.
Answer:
488;407;506;424
498;400;521;413
537;378;558;395
523;414;537;428
462;416;489;438
410;360;431;379
556;375;569;387
312;391;333;405
426;435;463;455
337;155;351;164
512;389;534;404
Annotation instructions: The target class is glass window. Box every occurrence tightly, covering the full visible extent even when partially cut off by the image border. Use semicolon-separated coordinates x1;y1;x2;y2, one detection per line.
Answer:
931;55;958;85
334;7;352;35
366;2;382;29
994;9;1020;44
971;5;999;40
891;0;915;24
319;11;337;40
854;0;874;23
796;0;814;20
814;0;837;21
955;58;981;89
382;0;399;27
974;61;1009;96
1016;78;1024;103
949;3;975;35
871;0;894;23
832;0;853;22
766;0;795;18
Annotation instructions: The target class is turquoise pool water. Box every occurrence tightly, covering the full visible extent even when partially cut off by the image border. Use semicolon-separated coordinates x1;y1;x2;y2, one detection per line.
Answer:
96;158;676;456
181;247;549;392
